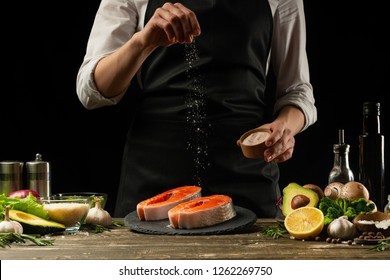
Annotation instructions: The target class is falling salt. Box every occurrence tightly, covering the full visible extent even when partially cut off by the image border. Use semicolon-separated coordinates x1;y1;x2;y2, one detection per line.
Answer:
184;41;211;186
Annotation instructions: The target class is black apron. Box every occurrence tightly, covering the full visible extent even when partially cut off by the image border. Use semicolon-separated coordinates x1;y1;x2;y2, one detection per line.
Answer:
114;0;281;218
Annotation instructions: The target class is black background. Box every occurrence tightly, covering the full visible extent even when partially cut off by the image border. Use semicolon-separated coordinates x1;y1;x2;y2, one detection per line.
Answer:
2;1;389;215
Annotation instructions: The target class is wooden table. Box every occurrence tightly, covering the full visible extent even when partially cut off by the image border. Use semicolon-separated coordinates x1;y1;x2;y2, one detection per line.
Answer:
0;218;389;260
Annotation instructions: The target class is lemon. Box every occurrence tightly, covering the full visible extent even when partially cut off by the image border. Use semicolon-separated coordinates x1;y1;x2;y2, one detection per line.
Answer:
284;206;324;239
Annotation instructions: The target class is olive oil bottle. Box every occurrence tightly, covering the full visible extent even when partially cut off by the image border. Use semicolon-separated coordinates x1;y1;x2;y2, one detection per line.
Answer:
359;102;387;211
328;129;354;184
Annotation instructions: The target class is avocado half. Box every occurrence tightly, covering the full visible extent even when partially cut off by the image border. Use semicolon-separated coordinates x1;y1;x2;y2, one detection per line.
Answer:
282;182;320;216
9;209;66;235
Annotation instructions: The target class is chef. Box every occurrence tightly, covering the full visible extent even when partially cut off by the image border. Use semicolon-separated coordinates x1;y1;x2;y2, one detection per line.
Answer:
76;0;317;218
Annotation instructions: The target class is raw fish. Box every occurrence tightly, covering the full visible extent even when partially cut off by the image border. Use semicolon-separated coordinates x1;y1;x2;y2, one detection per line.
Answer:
168;194;236;229
137;186;202;221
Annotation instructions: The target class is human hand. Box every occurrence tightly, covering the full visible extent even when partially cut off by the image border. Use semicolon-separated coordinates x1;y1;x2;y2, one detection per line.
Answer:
141;2;201;48
256;121;296;163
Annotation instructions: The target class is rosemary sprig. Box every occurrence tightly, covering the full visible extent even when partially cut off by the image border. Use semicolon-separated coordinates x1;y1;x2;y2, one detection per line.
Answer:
20;234;55;246
80;221;125;233
80;223;109;233
261;224;288;239
369;238;390;252
112;220;125;227
0;233;54;248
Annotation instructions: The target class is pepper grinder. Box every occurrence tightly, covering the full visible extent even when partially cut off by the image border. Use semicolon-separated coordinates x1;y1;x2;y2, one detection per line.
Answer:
26;153;51;197
328;129;355;184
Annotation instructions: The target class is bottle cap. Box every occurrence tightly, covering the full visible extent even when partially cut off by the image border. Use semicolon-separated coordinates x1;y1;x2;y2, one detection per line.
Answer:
363;102;380;115
333;143;349;153
333;129;350;153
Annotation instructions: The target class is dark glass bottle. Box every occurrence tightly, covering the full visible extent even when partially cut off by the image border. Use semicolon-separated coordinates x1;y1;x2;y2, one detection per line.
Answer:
328;129;354;184
384;194;390;214
359;102;386;211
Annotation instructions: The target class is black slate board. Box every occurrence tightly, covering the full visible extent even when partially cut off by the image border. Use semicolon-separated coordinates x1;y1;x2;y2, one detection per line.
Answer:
124;206;257;235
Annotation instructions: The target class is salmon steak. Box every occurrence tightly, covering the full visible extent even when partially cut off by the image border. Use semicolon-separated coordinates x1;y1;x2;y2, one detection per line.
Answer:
168;194;237;229
137;186;202;221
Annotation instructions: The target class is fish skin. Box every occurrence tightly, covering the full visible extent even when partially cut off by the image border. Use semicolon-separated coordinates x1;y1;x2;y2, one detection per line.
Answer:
168;194;236;229
137;186;202;220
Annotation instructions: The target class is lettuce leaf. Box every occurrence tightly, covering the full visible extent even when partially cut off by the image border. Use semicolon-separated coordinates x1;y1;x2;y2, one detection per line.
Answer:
0;193;49;220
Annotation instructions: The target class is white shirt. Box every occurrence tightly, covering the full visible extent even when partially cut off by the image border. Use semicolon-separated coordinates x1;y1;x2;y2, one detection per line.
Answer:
76;0;317;130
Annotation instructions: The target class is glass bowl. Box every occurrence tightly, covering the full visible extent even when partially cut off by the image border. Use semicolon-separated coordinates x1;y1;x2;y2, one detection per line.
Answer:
38;195;92;233
53;192;108;209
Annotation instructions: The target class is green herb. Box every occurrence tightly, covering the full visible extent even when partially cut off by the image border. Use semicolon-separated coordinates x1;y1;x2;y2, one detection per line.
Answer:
80;223;109;233
80;221;125;233
0;233;54;248
261;225;287;239
369;239;390;252
112;221;125;227
318;197;375;225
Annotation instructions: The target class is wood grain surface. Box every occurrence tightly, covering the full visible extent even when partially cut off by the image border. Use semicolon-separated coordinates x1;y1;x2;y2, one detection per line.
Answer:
0;219;388;260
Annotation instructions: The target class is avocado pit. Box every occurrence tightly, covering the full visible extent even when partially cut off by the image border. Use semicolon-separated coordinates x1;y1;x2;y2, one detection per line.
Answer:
291;195;311;209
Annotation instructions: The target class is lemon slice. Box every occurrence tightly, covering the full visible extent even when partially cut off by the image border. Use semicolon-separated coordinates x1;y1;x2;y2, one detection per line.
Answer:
284;206;324;239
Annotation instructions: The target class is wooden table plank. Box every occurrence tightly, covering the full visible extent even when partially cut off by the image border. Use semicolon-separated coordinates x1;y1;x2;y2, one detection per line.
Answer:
0;219;389;260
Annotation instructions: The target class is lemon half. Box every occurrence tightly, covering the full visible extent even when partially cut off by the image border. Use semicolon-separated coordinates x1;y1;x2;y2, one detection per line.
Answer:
284;206;324;239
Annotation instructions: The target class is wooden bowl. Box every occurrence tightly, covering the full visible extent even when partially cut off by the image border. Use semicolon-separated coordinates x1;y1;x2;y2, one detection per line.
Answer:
237;128;271;159
352;211;390;237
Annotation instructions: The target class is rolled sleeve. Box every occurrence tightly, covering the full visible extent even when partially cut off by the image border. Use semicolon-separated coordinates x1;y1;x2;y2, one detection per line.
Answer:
76;56;125;110
270;0;317;131
76;0;141;110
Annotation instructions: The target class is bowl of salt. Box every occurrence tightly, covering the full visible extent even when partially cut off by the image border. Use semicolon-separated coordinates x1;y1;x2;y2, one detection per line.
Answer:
237;128;271;159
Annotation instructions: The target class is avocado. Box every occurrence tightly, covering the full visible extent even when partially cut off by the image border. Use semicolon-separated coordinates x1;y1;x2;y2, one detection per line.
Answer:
282;182;320;217
8;209;65;235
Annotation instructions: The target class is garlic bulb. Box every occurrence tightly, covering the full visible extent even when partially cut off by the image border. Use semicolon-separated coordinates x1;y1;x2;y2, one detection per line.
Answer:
85;198;112;227
0;206;23;234
327;216;356;240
